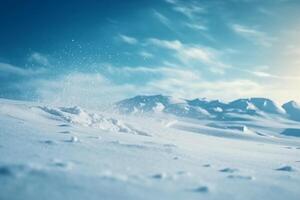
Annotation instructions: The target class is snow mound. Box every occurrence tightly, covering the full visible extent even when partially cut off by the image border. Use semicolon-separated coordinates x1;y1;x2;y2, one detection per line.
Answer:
40;106;148;136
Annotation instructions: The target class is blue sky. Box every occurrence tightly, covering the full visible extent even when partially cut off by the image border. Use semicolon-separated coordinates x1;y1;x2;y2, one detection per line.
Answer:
1;0;300;106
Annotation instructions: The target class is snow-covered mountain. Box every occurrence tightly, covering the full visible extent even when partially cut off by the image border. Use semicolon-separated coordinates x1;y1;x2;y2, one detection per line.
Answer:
229;98;286;115
283;101;300;121
116;95;299;121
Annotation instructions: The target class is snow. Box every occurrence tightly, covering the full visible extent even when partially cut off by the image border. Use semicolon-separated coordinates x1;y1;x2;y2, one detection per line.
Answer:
246;102;257;110
275;165;295;172
1;97;300;200
40;105;147;136
283;101;300;121
213;107;223;112
153;103;165;113
117;95;300;122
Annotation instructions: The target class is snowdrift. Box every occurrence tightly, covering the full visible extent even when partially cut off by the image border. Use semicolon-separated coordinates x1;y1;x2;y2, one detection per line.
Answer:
40;106;149;136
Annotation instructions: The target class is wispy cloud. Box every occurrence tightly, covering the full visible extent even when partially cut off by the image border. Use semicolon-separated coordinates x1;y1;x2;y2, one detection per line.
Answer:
251;70;300;80
148;76;263;101
139;51;154;59
112;65;201;80
28;52;50;66
0;62;45;77
99;63;251;99
148;38;212;63
147;38;228;73
231;24;275;47
147;38;182;50
232;65;300;80
164;0;208;35
119;34;138;45
185;22;207;31
153;10;172;28
105;64;263;101
165;0;205;19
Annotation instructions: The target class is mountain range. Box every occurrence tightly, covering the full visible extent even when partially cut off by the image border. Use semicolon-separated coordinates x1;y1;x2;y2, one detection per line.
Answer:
116;95;300;122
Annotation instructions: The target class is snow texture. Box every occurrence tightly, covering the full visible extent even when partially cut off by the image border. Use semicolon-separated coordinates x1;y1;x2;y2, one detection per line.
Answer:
1;96;300;200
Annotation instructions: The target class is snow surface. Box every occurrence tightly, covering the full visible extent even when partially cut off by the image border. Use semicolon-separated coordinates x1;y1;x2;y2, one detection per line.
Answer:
1;97;300;200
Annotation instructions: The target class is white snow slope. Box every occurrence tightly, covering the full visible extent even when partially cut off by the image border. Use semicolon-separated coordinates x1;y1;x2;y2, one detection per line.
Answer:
1;97;300;200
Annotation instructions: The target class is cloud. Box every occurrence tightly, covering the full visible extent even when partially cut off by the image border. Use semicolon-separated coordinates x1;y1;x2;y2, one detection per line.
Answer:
285;45;300;56
185;22;207;31
165;0;205;19
147;38;182;50
119;34;138;45
153;10;172;28
165;0;177;4
231;24;275;47
164;0;207;35
251;71;274;78
0;62;48;100
17;62;300;107
28;52;50;66
147;38;227;73
180;46;213;63
148;76;263;101
147;39;212;62
100;62;300;104
106;64;263;101
0;62;44;77
235;65;300;80
98;64;264;102
115;66;201;80
251;71;300;80
139;51;154;59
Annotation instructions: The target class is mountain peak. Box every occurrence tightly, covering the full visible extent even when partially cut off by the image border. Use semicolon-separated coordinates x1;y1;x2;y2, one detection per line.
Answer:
229;97;286;115
282;100;300;121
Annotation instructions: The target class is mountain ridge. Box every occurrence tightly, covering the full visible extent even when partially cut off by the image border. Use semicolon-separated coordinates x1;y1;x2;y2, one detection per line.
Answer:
116;94;300;122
